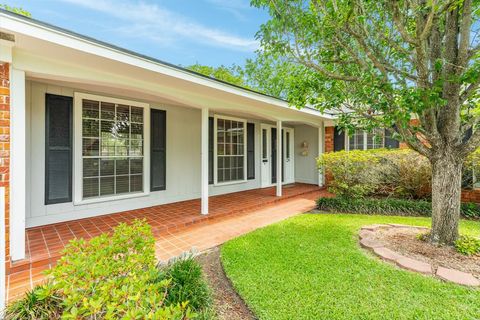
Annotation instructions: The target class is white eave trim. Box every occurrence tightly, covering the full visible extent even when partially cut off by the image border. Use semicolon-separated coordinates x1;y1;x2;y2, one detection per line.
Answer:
0;12;334;120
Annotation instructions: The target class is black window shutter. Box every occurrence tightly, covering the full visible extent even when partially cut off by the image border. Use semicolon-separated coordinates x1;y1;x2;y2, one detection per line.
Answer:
45;94;73;205
247;123;255;180
208;117;214;184
333;126;345;151
385;127;400;149
151;109;166;191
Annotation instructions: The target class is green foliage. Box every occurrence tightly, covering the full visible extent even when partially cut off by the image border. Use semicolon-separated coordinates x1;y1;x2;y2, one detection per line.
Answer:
250;1;480;137
317;197;480;219
455;235;480;256
187;63;246;88
221;214;480;319
318;149;431;199
317;196;432;217
5;220;199;319
1;4;31;17
5;285;61;320
164;257;211;312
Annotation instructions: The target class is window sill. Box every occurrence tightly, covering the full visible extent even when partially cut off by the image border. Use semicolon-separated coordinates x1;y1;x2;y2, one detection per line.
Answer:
74;191;150;206
213;180;248;187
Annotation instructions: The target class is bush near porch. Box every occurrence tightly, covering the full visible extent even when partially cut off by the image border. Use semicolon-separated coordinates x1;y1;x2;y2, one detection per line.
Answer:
5;220;212;320
318;148;480;200
317;149;432;199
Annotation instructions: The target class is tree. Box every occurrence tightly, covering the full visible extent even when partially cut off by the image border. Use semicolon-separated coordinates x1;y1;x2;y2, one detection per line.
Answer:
186;63;247;87
252;0;480;245
1;4;31;17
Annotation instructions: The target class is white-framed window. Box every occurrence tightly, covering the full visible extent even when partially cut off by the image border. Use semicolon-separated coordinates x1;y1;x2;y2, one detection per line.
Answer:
74;93;150;204
347;128;385;151
214;115;247;185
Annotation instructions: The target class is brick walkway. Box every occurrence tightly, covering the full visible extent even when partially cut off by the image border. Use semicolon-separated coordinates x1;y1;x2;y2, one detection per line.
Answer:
6;183;329;302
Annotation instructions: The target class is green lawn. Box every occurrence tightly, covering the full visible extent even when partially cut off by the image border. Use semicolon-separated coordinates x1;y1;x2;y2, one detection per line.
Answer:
221;214;480;320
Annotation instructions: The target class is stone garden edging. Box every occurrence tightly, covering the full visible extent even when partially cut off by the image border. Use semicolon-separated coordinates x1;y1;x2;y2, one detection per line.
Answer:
359;224;480;287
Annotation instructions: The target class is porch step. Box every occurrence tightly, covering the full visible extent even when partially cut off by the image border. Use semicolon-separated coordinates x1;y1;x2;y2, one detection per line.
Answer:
8;186;325;275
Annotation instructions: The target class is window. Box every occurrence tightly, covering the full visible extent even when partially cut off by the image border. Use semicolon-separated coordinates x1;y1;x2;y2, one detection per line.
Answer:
367;128;385;149
348;129;385;151
75;93;148;202
348;129;365;150
215;116;247;184
262;128;268;160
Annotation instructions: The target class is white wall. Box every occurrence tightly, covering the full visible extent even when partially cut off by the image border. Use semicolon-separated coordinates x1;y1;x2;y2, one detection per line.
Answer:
294;124;320;185
26;81;263;227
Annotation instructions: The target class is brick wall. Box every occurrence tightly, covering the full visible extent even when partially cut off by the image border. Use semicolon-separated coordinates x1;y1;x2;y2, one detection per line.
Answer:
0;63;9;265
325;126;334;153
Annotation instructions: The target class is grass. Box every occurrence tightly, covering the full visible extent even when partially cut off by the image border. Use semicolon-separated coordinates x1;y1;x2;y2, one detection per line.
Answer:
221;214;480;320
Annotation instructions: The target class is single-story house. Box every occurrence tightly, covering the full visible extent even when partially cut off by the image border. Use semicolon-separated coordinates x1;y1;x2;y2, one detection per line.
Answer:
0;9;342;267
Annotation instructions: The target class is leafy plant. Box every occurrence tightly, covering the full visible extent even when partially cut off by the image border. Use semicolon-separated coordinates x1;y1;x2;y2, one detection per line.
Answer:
317;197;480;220
4;220;199;319
318;149;432;200
461;202;480;220
455;235;480;256
4;285;60;320
163;256;211;312
317;196;432;216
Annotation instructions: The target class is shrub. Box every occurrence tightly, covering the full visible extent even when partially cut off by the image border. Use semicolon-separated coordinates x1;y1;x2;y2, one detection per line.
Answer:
461;202;480;219
317;197;480;219
318;149;432;199
317;150;381;198
5;220;198;320
163;256;211;312
317;196;432;216
455;235;480;256
5;285;61;320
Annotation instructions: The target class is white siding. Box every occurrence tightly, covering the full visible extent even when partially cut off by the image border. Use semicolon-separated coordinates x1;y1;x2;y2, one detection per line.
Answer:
26;81;263;227
294;124;320;185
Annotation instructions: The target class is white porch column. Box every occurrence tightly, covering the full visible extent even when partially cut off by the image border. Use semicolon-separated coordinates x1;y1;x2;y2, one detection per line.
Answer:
201;107;209;214
10;68;26;261
318;122;325;187
276;120;282;197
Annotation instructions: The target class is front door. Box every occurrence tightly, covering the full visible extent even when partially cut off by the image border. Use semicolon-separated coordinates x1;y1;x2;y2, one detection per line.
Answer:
260;125;295;187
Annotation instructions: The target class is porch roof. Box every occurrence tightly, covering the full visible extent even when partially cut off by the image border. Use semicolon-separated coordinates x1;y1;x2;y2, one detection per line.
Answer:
0;9;334;124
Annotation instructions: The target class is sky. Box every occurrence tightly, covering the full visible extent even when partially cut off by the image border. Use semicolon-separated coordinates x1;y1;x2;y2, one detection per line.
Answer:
4;0;270;67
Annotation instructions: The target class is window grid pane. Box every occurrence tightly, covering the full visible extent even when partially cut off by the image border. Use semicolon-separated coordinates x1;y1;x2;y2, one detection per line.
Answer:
367;128;385;149
217;118;245;183
349;129;365;150
82;99;144;199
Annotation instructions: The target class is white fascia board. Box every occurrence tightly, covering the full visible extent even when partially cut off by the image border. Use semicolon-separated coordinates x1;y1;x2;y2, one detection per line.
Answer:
0;13;334;120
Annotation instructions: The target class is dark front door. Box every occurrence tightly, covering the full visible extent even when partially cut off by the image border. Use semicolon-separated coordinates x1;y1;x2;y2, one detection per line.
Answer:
271;128;284;184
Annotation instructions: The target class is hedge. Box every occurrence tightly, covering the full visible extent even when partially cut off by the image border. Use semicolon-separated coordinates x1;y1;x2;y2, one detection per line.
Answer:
316;197;480;219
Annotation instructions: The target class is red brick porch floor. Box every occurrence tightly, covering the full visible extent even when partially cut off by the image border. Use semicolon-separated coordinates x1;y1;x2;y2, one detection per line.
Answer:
6;183;330;302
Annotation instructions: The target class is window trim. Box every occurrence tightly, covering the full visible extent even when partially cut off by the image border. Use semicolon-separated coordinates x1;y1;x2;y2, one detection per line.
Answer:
73;92;150;205
213;114;248;186
345;129;385;151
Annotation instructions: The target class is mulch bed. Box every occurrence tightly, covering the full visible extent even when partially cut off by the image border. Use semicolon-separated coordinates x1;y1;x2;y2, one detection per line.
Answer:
371;226;480;278
196;247;256;320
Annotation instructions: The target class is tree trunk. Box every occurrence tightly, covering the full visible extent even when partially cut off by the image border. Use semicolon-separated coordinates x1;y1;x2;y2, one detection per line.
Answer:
430;152;463;245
